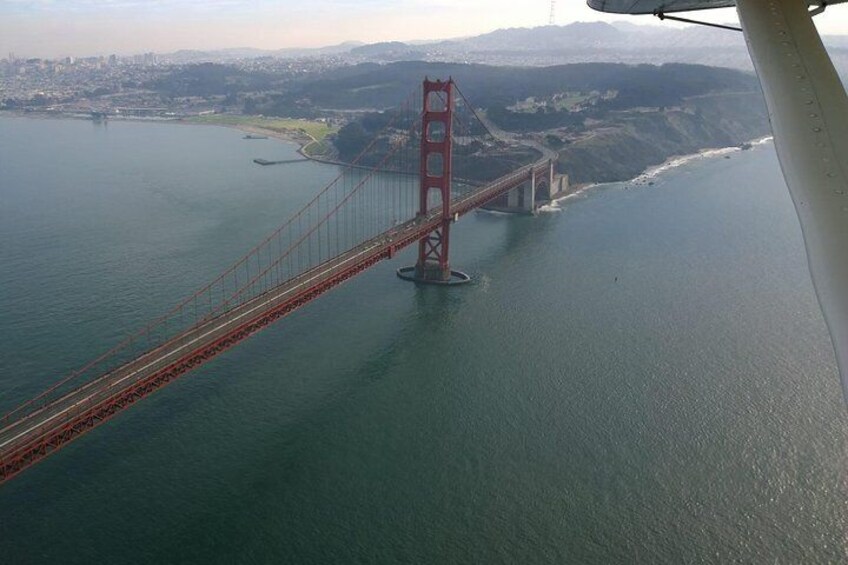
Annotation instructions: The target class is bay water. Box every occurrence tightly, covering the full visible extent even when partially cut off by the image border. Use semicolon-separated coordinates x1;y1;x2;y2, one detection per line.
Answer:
0;116;845;563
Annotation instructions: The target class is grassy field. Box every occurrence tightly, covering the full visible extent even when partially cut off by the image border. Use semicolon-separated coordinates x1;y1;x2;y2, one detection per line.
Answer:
302;140;333;157
185;115;337;141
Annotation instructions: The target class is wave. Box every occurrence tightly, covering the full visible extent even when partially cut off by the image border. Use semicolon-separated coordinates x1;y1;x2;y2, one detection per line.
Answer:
537;202;562;213
750;135;774;146
628;136;774;186
537;184;597;213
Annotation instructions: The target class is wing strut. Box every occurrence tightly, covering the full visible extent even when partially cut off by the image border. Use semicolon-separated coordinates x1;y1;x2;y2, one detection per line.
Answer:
654;11;742;31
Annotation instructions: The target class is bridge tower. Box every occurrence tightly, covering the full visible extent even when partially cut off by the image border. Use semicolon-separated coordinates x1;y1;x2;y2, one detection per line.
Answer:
399;78;470;285
415;78;454;281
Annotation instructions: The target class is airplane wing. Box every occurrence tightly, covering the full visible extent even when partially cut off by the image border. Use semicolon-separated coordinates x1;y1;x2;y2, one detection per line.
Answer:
589;0;848;402
587;0;846;14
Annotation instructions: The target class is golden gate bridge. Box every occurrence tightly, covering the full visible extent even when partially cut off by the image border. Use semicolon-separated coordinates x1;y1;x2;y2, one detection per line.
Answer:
0;79;559;484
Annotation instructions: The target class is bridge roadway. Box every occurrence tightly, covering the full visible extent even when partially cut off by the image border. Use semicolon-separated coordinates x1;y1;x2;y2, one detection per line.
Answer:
0;159;552;483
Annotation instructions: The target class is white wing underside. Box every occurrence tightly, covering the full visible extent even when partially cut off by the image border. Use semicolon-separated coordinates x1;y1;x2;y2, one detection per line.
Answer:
736;0;848;401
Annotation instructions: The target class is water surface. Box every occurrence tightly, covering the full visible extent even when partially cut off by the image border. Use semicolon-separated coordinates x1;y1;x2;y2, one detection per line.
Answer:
0;117;845;563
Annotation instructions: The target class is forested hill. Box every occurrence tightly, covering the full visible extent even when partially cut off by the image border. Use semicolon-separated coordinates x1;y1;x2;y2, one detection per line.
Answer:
286;61;760;111
148;60;769;185
316;61;770;185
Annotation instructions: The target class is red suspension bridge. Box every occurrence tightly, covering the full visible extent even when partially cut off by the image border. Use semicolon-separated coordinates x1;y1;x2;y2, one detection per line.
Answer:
0;79;559;484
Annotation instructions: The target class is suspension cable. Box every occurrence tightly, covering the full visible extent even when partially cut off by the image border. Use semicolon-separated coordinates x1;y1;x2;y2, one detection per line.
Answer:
3;87;423;424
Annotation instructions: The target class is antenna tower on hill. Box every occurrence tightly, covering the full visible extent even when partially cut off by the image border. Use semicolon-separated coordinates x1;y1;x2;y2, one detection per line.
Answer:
549;0;556;25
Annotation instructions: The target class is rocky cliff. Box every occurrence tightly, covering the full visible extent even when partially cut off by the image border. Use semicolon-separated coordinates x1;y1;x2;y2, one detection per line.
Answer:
556;91;770;184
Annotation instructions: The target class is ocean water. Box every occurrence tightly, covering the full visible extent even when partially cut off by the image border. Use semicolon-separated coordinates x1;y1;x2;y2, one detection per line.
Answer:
0;116;845;563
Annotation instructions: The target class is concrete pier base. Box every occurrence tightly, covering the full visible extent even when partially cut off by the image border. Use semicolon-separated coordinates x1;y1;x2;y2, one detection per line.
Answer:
396;266;471;285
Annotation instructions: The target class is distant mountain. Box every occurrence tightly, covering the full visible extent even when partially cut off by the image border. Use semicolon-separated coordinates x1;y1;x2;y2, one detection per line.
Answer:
159;41;366;63
414;21;847;74
449;22;625;51
440;20;847;53
421;20;750;65
826;35;848;48
350;42;410;56
348;41;427;61
155;21;848;75
272;41;366;58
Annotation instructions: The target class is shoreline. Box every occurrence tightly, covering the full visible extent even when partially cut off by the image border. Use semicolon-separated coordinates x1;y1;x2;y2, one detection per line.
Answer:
536;135;775;213
627;135;774;186
0;111;774;194
0;110;379;172
0;109;316;149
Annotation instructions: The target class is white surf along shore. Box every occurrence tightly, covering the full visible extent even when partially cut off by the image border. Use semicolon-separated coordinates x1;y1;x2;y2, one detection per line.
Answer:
535;135;774;214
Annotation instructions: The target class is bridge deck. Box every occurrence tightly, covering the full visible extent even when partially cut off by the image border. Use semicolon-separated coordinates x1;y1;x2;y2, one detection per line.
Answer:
0;160;550;482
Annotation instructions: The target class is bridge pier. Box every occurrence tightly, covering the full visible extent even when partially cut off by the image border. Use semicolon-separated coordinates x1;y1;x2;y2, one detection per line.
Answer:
547;160;571;201
492;161;572;213
506;170;537;213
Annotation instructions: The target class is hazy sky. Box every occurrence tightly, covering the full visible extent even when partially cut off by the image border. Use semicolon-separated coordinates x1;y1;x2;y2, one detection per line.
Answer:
1;0;847;58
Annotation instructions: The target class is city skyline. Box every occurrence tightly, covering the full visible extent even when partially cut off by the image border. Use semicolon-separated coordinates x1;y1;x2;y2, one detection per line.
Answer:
3;0;848;59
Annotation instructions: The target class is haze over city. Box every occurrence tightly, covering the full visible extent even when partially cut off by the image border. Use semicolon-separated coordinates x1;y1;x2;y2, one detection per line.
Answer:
3;0;847;59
